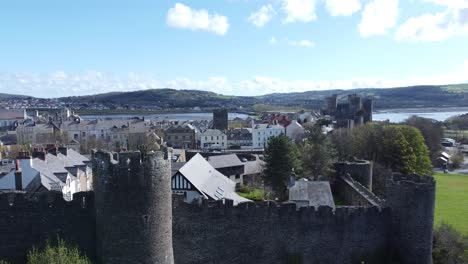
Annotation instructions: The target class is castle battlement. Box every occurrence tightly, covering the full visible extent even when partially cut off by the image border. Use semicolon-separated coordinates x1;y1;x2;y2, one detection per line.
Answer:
0;191;94;210
173;194;392;220
92;149;172;192
389;173;436;187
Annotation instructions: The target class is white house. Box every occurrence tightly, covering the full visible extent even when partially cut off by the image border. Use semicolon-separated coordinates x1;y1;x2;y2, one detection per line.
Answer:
285;121;305;142
252;124;284;149
171;153;250;205
200;129;227;150
0;147;92;201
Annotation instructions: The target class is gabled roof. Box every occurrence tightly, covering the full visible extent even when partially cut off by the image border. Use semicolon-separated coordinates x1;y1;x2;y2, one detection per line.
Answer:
202;129;225;136
289;180;335;209
207;154;243;169
178;153;249;205
0;109;26;120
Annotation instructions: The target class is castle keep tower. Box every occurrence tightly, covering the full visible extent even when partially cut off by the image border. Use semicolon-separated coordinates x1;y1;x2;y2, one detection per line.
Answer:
93;149;174;264
386;174;436;264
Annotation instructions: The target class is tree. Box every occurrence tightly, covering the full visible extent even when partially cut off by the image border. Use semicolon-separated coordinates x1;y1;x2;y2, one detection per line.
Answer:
330;123;433;176
379;125;432;175
263;134;302;200
301;124;335;179
404;116;443;163
27;238;91;264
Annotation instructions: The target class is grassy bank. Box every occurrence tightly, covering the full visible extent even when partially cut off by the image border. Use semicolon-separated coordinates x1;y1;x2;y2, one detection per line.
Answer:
434;173;468;235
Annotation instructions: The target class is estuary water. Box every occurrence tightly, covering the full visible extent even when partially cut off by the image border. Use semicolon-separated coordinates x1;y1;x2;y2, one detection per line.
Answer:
81;108;468;124
81;112;251;121
373;107;468;123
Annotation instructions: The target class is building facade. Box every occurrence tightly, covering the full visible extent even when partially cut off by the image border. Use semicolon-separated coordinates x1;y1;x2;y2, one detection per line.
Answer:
165;124;197;149
200;129;227;150
252;124;284;148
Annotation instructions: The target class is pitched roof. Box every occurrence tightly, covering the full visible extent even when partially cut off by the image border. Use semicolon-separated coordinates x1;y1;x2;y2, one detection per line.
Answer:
0;109;26;120
202;129;225;136
178;153;249;205
207;154;243;169
243;157;265;175
289;180;335;209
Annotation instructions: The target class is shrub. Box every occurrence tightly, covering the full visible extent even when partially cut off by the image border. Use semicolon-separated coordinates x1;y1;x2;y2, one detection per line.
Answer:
27;238;91;264
451;152;465;170
237;186;265;201
432;223;468;264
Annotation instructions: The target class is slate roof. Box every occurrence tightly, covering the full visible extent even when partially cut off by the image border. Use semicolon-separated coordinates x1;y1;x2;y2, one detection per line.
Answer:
243;157;265;175
178;153;250;205
289;180;335;209
0;109;26;120
207;154;243;169
0;148;89;192
202;129;225;136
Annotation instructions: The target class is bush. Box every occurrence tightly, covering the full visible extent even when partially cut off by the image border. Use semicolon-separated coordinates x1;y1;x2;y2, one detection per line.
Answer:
27;238;91;264
433;223;468;264
237;186;265;201
451;152;465;170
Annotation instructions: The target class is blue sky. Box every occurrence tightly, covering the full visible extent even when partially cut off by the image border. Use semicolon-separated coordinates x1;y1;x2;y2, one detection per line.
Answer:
1;0;468;97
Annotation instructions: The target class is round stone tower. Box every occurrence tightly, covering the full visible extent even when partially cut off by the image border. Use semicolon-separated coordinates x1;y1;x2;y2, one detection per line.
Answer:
386;173;435;264
93;149;174;264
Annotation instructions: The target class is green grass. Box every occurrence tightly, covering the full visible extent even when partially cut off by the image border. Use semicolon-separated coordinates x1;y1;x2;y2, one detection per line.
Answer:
434;173;468;235
237;188;265;201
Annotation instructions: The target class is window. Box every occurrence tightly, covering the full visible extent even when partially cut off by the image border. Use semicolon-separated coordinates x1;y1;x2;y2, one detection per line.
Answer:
211;136;213;140
175;135;178;139
205;136;207;140
182;135;186;140
217;136;219;140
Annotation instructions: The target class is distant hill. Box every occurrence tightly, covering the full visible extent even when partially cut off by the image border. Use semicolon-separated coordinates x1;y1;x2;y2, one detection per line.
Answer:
56;84;468;110
60;88;260;109
257;84;468;109
0;93;30;100
2;84;468;110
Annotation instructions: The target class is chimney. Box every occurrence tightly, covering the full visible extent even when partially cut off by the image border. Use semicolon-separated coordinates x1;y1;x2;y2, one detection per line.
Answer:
32;148;46;161
46;144;57;156
17;151;30;159
58;146;68;156
15;160;22;190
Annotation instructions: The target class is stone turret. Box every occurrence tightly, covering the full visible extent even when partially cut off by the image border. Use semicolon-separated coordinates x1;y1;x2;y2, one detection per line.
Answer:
93;149;174;264
386;173;435;264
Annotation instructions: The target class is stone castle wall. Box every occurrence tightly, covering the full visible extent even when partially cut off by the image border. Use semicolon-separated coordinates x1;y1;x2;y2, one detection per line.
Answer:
0;191;95;263
93;150;174;264
0;154;435;264
173;197;392;264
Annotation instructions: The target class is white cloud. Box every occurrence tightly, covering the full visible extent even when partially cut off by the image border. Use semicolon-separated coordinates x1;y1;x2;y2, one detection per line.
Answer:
422;0;468;8
3;61;468;97
358;0;399;37
288;39;315;47
269;36;278;45
282;0;317;23
395;7;468;42
248;4;276;27
325;0;362;16
166;3;229;35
